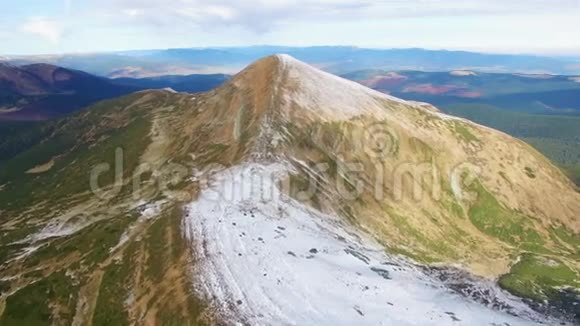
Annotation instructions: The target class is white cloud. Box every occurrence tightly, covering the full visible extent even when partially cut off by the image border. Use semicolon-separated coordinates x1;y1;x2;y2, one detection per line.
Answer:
4;0;580;55
96;0;580;32
64;0;73;15
21;18;65;44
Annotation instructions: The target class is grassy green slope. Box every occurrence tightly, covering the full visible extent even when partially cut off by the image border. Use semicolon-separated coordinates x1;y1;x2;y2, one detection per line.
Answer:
0;90;211;325
0;93;153;215
0;121;53;163
442;104;580;186
441;103;580;317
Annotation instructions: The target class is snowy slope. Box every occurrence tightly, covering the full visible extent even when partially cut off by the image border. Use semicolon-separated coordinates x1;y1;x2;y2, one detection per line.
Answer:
276;54;406;120
184;163;551;326
274;54;467;124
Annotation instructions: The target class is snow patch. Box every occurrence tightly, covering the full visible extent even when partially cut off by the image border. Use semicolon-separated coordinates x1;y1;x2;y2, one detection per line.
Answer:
184;162;550;325
162;87;178;93
110;200;167;252
21;213;95;244
124;291;135;307
450;70;477;76
9;245;42;262
430;110;464;121
275;54;409;120
140;201;164;220
109;231;131;253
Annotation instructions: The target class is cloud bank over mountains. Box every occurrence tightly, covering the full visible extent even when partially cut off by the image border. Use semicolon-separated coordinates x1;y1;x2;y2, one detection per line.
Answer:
2;0;580;55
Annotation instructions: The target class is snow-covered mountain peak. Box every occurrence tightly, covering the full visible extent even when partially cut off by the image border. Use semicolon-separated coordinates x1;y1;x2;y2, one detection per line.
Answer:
226;54;409;121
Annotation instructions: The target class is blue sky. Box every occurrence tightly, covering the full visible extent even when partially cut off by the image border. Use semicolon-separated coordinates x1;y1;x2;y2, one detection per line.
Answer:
1;0;580;55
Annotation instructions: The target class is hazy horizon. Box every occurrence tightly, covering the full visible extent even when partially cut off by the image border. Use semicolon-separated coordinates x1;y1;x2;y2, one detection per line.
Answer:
2;1;579;56
3;44;580;59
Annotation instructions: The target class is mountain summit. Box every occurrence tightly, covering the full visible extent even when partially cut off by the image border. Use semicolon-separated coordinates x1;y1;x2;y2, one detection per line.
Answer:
193;54;579;237
0;55;578;325
228;54;411;119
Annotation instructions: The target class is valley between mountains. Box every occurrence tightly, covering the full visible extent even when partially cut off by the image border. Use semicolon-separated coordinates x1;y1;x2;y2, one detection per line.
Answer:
0;55;578;325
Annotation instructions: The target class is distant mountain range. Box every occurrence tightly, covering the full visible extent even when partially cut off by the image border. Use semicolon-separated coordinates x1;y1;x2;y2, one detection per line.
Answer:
0;63;137;121
4;46;580;77
113;74;229;93
0;64;228;121
343;69;580;115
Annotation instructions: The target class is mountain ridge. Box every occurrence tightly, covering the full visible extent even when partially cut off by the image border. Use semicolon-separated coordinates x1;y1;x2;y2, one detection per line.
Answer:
173;55;579;281
201;54;580;234
181;54;580;322
0;55;578;324
6;46;580;77
0;63;138;121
